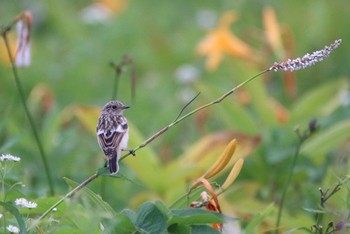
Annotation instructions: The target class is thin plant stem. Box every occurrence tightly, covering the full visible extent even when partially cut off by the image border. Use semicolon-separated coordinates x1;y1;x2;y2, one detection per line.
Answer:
121;69;269;160
1;33;55;195
36;173;99;222
274;137;305;233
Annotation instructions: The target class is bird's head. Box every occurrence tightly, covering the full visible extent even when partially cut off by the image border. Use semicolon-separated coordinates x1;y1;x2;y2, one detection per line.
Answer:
102;100;129;115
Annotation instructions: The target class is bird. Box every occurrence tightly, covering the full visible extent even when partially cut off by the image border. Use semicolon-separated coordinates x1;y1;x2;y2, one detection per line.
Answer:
96;100;129;174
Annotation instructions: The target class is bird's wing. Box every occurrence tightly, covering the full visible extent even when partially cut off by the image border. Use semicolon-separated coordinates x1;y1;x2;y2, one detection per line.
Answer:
97;129;125;158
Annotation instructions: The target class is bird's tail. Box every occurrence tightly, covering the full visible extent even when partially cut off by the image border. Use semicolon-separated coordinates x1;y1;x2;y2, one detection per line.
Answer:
108;153;120;174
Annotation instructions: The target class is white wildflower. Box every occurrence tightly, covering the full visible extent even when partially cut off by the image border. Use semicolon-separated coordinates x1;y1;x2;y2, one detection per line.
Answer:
15;198;28;207
269;39;342;72
0;154;21;162
7;225;20;233
26;201;38;209
15;197;37;209
0;213;3;219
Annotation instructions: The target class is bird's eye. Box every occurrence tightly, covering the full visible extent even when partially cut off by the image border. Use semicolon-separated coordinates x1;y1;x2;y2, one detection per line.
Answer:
112;105;117;109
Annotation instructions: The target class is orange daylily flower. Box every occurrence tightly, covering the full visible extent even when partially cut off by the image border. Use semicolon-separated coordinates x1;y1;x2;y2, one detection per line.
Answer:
197;11;253;71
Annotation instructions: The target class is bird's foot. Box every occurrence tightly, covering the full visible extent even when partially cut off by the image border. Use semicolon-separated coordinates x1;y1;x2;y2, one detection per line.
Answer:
122;149;136;156
129;149;136;156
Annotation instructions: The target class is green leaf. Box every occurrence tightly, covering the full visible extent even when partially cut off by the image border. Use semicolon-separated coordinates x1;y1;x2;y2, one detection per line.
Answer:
168;224;191;234
102;212;136;234
134;201;168;234
96;167;110;176
245;203;274;234
168;208;227;226
191;225;221;234
120;208;137;224
153;200;170;219
0;201;27;234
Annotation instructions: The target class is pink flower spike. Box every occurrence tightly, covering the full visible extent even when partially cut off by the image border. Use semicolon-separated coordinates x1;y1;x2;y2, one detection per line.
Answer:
269;39;342;72
15;11;32;67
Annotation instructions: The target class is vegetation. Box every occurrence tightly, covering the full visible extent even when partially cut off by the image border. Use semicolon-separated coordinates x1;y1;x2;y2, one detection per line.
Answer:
1;1;350;233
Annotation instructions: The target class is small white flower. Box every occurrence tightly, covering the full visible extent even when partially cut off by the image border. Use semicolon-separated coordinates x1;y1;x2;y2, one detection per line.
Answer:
15;198;28;207
26;201;38;209
0;154;21;162
52;208;57;212
15;197;37;209
7;225;20;233
0;213;3;219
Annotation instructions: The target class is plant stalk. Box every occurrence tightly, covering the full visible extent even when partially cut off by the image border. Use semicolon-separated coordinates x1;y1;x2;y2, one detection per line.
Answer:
1;32;55;195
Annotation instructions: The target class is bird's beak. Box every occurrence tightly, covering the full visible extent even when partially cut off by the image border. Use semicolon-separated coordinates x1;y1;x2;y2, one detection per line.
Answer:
123;105;130;110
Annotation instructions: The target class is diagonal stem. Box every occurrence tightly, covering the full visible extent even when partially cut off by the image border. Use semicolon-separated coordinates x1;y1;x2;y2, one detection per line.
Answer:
1;32;55;195
36;173;98;222
121;69;268;160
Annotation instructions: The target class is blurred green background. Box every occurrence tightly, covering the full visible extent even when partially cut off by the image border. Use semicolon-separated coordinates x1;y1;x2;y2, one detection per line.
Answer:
1;0;350;232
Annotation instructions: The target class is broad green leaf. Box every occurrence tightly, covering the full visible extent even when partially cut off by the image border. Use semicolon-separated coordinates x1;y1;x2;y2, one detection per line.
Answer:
102;212;136;234
0;201;27;234
168;224;191;234
134;201;168;234
154;200;170;219
121;209;137;222
168;208;226;226
191;225;221;234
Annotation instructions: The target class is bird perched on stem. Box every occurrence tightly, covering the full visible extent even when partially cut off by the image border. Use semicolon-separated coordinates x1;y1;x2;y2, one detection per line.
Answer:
96;100;129;174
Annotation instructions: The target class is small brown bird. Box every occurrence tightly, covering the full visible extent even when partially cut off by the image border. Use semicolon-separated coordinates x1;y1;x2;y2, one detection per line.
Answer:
96;100;129;174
